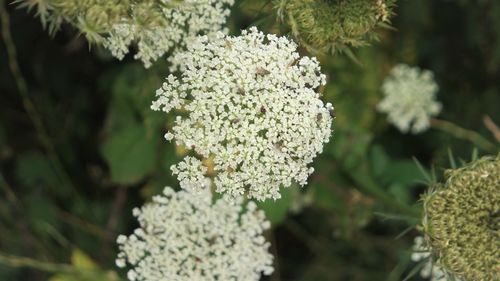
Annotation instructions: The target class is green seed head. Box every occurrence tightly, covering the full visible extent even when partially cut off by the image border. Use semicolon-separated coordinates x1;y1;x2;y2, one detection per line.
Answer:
422;155;500;281
276;0;395;53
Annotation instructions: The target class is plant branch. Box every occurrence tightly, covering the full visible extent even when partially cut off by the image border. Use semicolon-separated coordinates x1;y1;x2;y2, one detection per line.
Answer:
98;186;128;262
0;252;76;274
55;209;108;240
430;118;497;152
269;230;281;281
482;115;500;142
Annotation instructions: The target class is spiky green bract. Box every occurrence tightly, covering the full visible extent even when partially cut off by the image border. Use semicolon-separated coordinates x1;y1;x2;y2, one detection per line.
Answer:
275;0;395;54
422;155;500;281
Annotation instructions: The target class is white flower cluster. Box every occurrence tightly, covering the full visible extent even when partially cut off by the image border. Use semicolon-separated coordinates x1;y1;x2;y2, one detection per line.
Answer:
411;237;460;281
170;156;208;190
105;0;234;68
116;187;274;281
377;64;442;134
151;27;333;201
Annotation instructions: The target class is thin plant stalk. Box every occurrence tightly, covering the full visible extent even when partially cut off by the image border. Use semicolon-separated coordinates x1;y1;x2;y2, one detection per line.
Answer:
0;0;74;191
430;118;497;152
0;252;76;274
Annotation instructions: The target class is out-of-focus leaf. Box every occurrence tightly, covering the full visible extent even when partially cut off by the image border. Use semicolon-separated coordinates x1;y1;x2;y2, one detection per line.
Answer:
370;145;389;177
257;186;291;225
101;124;158;185
328;128;373;170
24;194;60;238
71;248;97;270
102;63;167;135
322;47;383;131
381;160;425;187
49;249;120;281
313;183;341;211
14;151;66;196
388;183;411;204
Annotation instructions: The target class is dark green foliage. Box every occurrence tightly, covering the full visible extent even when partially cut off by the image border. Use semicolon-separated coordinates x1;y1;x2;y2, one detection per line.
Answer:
1;0;499;280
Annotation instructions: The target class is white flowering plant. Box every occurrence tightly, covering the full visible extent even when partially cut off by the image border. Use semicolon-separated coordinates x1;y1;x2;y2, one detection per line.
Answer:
377;64;442;134
116;187;274;281
16;0;234;68
152;27;334;201
105;0;235;68
3;1;500;281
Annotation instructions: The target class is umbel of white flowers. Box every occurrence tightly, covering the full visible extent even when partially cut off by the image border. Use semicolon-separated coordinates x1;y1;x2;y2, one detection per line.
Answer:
377;64;442;134
116;187;274;281
105;0;234;68
18;0;234;68
152;27;334;201
411;236;460;281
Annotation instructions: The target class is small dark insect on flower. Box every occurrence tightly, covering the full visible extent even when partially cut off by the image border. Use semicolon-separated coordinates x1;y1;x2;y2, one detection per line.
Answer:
316;113;323;122
275;141;284;151
237;87;245;95
207;236;217;246
260;106;267;114
231;118;240;124
329;107;336;119
255;67;271;76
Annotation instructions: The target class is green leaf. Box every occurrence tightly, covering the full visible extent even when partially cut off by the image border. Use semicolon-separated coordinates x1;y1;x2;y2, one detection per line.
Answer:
102;63;167;135
256;186;291;225
15;151;66;195
388;183;411;204
370;145;389;177
49;249;121;281
313;183;341;211
101;124;158;185
381;160;426;187
328;128;372;170
71;248;97;270
24;193;60;238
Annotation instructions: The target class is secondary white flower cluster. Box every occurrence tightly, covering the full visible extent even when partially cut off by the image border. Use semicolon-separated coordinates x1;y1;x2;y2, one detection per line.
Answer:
170;156;208;190
105;0;234;68
151;27;333;201
377;64;442;134
116;187;274;281
411;237;459;281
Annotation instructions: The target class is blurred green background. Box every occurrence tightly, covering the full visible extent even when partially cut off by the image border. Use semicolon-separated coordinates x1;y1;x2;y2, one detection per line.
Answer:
1;0;499;280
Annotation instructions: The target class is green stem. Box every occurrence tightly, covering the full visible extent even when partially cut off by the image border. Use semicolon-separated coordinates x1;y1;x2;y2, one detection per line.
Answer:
430;118;498;152
482;115;500;143
0;252;76;274
0;252;119;280
0;0;74;191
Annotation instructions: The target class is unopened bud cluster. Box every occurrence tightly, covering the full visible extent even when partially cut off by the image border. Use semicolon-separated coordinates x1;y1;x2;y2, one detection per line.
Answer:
421;156;500;281
275;0;395;53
